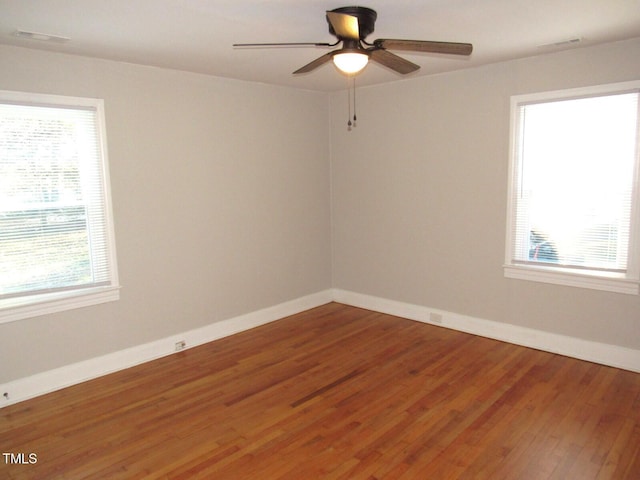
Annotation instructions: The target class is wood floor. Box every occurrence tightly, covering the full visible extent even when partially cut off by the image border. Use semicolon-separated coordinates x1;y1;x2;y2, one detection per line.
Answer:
2;303;639;479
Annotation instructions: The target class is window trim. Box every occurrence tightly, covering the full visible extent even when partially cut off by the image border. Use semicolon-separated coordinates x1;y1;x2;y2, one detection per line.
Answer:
504;80;640;295
0;90;119;323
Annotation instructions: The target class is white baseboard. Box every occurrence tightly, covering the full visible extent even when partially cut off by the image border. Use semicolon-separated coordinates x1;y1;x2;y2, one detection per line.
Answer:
3;287;638;408
332;289;640;373
0;290;333;407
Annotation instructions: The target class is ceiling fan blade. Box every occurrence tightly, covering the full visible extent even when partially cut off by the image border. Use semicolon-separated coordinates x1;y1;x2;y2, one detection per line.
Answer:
369;48;420;74
326;11;360;40
374;39;473;56
233;42;336;48
293;51;334;74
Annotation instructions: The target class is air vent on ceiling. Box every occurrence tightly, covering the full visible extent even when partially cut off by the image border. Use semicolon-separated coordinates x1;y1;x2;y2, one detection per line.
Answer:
537;37;582;49
13;29;70;43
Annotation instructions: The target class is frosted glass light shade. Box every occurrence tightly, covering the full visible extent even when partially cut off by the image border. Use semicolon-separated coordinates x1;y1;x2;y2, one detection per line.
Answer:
332;52;369;75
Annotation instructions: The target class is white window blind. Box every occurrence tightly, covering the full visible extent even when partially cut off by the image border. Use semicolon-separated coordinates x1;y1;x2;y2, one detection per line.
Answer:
505;82;640;294
0;91;118;321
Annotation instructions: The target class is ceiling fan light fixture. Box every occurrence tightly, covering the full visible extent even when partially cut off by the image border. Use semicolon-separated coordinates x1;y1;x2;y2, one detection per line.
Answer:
332;50;369;75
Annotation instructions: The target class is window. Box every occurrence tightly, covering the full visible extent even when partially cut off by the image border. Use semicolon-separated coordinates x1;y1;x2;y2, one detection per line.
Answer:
0;91;119;322
505;81;640;294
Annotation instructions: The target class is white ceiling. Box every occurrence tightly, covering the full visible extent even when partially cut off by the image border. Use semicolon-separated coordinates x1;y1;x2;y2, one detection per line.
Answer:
1;0;639;92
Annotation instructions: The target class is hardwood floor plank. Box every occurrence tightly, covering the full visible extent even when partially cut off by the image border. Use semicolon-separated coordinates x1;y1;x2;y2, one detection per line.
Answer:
1;303;639;479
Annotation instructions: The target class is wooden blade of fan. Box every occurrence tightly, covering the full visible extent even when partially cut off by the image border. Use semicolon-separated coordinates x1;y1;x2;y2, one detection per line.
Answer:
369;48;420;74
374;39;473;55
233;42;335;47
293;52;335;74
326;11;360;40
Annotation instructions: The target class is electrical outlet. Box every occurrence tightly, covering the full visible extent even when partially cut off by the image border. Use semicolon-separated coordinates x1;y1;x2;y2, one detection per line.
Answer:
429;313;443;324
175;340;186;351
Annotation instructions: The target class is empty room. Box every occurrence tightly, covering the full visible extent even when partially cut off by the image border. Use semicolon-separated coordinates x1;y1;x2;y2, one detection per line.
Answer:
1;1;639;479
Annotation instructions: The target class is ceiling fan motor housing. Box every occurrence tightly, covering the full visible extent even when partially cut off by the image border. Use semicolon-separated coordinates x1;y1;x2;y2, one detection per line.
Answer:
327;6;377;40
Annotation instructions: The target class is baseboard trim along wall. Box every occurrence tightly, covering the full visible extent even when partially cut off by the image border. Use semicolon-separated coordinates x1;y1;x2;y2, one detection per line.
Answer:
0;290;333;407
2;288;638;407
332;289;640;374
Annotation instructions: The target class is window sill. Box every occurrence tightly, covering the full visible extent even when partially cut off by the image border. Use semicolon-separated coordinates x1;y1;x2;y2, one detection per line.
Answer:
0;285;120;324
504;264;638;295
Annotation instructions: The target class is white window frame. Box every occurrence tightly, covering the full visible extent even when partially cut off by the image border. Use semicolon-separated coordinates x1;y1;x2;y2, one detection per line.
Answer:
0;90;119;323
504;81;640;295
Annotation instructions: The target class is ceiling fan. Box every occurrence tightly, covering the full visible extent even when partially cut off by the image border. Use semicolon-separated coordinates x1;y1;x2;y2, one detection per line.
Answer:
233;6;473;77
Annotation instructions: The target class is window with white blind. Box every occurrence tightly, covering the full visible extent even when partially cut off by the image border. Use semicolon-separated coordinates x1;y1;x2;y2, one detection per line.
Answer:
505;81;640;294
0;91;119;323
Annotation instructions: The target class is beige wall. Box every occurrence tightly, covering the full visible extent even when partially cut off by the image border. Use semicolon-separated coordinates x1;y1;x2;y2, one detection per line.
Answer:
330;38;640;350
0;45;332;382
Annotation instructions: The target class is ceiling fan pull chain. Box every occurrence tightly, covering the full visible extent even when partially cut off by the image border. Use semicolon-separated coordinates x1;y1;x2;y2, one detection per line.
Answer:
347;76;352;131
353;76;357;128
